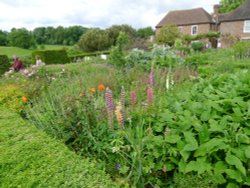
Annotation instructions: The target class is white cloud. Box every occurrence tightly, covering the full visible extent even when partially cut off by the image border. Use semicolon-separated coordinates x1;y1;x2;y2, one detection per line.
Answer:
0;0;220;31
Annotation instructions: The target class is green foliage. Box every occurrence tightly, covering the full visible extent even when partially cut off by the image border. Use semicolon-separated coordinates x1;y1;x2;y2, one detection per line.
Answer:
172;173;218;188
0;54;10;76
33;26;88;45
108;32;128;67
156;24;181;46
0;108;118;188
233;40;250;59
26;64;117;159
8;28;35;49
191;41;205;51
0;84;25;112
68;51;110;62
158;71;250;187
136;27;155;38
78;28;110;52
184;53;209;68
219;0;245;13
126;44;184;69
32;49;69;64
0;30;8;46
107;24;136;46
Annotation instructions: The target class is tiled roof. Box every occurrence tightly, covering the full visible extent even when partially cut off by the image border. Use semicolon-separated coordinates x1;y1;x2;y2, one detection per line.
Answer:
219;0;250;22
156;8;214;28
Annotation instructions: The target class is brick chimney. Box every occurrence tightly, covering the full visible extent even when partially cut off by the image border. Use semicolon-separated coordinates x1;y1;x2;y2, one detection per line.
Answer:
213;4;219;21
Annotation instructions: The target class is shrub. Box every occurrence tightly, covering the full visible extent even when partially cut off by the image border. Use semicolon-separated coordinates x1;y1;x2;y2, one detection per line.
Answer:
108;32;128;67
0;108;118;187
32;49;69;65
68;51;110;62
185;53;209;68
233;40;250;59
221;33;239;48
191;41;205;51
156;24;181;46
0;84;26;113
0;55;10;76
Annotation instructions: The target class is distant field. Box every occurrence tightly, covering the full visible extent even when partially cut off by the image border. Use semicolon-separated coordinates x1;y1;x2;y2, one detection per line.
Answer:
0;46;32;58
0;45;73;58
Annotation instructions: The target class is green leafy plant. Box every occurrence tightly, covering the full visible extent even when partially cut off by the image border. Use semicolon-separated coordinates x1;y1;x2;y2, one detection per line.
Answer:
157;71;250;187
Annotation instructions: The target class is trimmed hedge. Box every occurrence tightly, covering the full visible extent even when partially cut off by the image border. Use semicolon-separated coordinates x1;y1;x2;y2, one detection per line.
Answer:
0;55;10;76
32;49;69;65
0;108;118;188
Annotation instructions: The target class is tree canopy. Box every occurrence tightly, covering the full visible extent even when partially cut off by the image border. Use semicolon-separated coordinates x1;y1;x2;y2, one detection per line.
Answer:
156;24;181;46
7;28;35;49
219;0;245;13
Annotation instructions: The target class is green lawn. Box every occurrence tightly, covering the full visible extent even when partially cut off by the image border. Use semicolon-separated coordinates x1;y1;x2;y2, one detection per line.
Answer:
0;46;32;58
0;45;73;59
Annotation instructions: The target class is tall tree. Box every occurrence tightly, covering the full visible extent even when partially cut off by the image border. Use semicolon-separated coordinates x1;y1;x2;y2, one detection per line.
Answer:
64;26;88;45
0;30;8;46
8;28;35;49
106;24;136;46
78;28;110;52
33;27;46;44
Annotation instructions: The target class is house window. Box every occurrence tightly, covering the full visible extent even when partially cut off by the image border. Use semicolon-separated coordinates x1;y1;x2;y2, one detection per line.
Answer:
178;26;183;32
244;20;250;33
191;25;198;35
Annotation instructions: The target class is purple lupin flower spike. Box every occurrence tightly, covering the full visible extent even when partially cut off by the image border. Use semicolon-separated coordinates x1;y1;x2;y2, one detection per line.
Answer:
105;87;114;129
147;86;153;106
120;86;125;129
120;86;125;110
150;68;154;88
130;90;137;108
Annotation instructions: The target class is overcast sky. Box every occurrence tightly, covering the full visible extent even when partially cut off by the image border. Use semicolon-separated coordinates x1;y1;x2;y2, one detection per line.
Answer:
0;0;220;31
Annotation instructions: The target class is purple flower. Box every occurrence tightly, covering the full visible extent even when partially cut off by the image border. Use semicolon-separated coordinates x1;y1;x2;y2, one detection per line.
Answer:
150;69;154;87
105;88;114;129
130;90;137;106
147;86;153;105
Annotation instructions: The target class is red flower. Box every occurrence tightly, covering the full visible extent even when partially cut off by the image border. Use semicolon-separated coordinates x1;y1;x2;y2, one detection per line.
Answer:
22;96;28;103
98;84;105;91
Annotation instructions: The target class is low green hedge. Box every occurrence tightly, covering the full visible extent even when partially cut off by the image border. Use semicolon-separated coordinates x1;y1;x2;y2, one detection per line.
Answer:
0;108;118;188
32;49;69;65
68;51;110;62
0;55;10;76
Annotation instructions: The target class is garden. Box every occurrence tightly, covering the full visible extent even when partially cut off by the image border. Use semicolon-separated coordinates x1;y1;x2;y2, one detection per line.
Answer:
0;39;250;188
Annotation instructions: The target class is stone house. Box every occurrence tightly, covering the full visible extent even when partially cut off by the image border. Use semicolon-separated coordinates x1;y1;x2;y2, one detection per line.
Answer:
156;0;250;48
